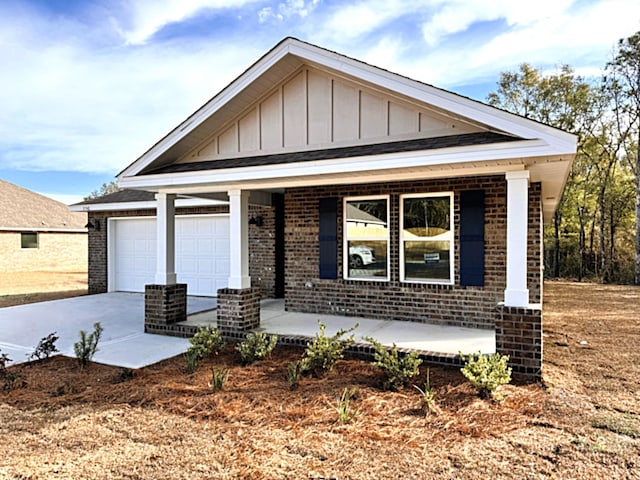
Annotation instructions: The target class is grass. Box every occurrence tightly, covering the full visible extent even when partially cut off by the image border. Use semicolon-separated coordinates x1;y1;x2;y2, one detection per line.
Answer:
0;281;639;479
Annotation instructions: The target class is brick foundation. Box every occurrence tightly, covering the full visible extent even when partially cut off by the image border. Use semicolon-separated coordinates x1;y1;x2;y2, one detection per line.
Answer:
144;284;187;333
216;288;261;333
495;304;542;380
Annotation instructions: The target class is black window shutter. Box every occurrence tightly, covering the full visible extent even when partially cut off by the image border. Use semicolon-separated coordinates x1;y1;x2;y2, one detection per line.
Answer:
460;190;485;286
319;197;338;279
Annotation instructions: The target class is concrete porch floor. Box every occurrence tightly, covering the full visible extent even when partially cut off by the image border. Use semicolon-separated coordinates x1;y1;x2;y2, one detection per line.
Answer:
185;299;495;356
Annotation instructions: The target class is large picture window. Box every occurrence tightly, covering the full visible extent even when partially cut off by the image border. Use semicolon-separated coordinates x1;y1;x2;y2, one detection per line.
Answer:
344;196;389;280
401;193;454;284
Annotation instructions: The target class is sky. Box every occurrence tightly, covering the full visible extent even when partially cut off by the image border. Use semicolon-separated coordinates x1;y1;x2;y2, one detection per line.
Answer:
1;0;639;204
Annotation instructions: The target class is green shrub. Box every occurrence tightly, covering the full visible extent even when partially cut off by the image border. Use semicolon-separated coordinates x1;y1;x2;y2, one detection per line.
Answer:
334;387;359;424
414;369;437;415
0;351;10;373
364;336;422;391
460;351;512;400
210;367;230;391
301;321;358;377
74;322;103;369
187;326;224;361
236;333;278;365
29;332;59;361
287;361;302;390
183;349;201;374
0;350;26;392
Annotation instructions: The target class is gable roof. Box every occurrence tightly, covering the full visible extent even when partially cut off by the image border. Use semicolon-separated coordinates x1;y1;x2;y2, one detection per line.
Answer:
117;37;577;223
119;37;576;179
0;179;86;231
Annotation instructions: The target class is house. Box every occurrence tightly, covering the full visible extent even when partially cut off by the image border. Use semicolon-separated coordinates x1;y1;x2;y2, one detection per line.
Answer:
0;179;87;274
71;38;577;379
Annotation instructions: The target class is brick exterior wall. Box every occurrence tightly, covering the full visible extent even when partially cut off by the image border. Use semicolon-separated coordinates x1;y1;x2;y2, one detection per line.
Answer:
216;288;261;333
0;231;87;272
284;176;542;330
144;283;187;332
496;305;542;379
87;204;275;297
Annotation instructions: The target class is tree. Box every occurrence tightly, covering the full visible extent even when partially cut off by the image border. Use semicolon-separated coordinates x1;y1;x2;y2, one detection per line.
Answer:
606;31;640;284
84;180;120;201
487;64;602;279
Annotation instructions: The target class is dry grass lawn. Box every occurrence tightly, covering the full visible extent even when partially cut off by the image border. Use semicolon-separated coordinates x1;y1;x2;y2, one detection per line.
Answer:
1;281;639;479
0;271;87;307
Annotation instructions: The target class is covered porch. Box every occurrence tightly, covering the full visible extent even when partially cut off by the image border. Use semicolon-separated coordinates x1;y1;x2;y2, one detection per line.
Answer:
182;298;496;365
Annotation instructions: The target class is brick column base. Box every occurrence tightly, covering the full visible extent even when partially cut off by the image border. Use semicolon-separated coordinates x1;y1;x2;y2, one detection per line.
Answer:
217;288;260;334
145;284;187;335
495;304;542;381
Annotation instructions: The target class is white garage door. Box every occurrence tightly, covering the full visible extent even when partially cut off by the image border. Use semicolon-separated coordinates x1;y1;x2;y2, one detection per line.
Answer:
110;215;230;296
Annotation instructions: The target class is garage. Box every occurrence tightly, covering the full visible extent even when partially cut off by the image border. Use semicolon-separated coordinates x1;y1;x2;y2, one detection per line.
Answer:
109;215;229;296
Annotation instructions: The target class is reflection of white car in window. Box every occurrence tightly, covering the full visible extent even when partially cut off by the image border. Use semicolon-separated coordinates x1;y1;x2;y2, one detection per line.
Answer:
349;245;376;268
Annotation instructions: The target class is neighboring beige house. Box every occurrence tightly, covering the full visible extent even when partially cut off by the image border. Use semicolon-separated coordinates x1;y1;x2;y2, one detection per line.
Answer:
0;179;87;273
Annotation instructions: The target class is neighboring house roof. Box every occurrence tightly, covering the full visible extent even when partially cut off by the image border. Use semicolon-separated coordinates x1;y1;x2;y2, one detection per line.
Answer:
346;204;386;226
0;179;86;232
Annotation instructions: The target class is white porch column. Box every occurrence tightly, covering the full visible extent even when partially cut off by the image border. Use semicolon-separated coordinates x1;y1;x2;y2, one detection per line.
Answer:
155;192;177;285
505;171;530;307
228;189;251;289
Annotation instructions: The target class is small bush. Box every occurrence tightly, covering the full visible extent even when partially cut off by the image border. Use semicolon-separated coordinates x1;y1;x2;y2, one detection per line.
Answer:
301;321;358;377
187;326;224;360
414;369;438;415
334;387;359;424
236;333;278;365
184;349;201;374
364;337;422;391
210;367;229;391
1;350;25;391
74;322;103;369
0;351;10;373
460;351;512;400
287;361;302;390
29;332;59;361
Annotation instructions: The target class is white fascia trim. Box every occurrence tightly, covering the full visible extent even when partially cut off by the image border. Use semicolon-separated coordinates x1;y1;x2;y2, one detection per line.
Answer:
119;139;561;191
69;198;226;212
120;39;577;179
0;227;87;233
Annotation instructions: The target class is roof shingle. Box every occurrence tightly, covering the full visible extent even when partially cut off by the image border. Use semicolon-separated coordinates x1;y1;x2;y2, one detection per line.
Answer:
0;179;86;230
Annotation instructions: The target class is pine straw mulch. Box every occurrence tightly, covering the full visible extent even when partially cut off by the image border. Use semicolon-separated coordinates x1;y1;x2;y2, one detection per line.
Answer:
1;281;640;479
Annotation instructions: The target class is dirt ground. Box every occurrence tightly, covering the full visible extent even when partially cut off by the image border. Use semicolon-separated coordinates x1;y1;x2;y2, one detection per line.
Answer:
1;281;639;479
0;271;87;307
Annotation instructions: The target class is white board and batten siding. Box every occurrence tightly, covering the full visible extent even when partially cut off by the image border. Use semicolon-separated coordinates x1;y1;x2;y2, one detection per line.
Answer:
178;67;486;164
108;215;230;296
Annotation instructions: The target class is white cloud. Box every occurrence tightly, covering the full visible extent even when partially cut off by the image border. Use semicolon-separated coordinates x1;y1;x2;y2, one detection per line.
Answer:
258;0;320;23
420;0;576;46
0;7;261;175
113;0;261;45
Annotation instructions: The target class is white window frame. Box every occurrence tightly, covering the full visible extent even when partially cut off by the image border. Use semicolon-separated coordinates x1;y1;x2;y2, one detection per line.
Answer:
400;192;454;285
343;195;390;282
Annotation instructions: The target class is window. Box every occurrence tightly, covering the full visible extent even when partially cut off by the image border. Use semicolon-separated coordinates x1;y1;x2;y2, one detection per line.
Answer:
21;232;38;249
401;193;454;283
344;196;389;280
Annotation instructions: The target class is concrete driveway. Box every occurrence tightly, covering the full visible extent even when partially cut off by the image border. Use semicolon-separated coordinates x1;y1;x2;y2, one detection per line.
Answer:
0;293;217;368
